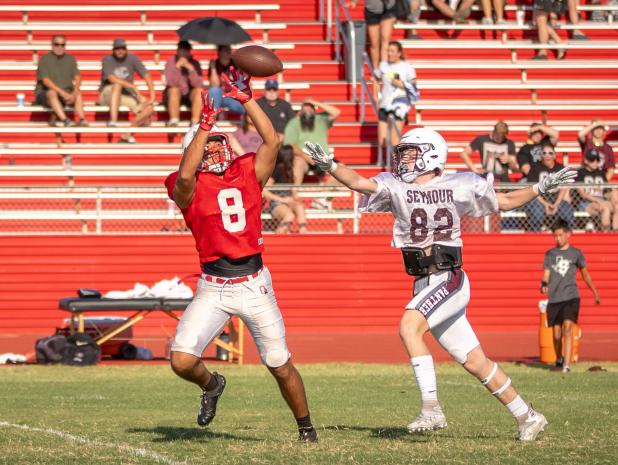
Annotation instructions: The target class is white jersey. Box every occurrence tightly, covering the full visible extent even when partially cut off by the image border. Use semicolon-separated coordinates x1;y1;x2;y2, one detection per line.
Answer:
361;171;499;249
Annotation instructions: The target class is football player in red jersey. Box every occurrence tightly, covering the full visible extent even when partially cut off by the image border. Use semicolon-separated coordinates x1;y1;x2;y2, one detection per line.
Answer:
165;70;317;442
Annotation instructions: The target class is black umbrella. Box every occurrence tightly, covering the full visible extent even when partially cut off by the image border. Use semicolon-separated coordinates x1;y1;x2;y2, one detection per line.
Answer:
177;17;251;45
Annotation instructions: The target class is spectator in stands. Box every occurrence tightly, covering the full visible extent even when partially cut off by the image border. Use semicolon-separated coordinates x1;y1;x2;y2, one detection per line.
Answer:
230;113;263;155
284;98;341;185
256;79;295;140
460;121;518;182
533;0;569;59
575;149;617;231
524;142;574;231
578;120;615;181
163;41;203;127
361;0;397;70
480;0;506;24
35;35;87;127
376;41;418;155
516;122;559;177
99;38;155;144
208;45;244;116
263;145;308;234
430;0;476;23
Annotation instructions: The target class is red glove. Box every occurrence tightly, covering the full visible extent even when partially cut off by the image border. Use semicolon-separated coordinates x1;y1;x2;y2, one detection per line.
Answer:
220;69;252;105
199;90;221;132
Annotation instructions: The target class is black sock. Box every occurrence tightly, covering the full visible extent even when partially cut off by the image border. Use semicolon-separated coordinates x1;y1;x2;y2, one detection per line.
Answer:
203;373;219;391
296;415;313;429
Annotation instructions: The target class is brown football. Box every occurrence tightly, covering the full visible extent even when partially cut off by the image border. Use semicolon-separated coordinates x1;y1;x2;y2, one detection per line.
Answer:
231;45;283;77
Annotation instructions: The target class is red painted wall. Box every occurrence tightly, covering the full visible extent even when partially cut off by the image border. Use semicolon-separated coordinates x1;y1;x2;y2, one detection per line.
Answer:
1;234;616;336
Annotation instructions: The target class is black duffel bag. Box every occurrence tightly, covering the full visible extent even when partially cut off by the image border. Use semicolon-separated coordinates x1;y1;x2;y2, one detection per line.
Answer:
35;334;68;364
62;333;100;366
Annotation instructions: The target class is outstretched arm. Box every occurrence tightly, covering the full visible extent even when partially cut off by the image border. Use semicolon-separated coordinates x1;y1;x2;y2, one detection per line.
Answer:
173;92;220;208
496;167;577;211
304;142;377;195
580;267;601;304
220;70;279;187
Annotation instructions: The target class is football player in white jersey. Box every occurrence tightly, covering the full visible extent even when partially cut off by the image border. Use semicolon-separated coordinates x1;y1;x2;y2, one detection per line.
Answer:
304;128;576;441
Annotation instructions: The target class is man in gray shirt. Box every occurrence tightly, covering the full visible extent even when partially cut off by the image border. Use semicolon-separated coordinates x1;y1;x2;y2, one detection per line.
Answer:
542;220;600;373
99;38;155;143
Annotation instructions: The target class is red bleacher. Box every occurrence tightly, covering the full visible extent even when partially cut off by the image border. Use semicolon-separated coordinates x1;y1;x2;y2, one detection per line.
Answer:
0;1;616;348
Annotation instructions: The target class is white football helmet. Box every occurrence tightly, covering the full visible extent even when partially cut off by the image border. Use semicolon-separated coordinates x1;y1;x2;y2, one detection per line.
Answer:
182;123;233;174
392;128;448;182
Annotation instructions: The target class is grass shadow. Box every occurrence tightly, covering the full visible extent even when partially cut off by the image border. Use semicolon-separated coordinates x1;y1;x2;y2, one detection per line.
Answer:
127;426;260;442
323;424;501;441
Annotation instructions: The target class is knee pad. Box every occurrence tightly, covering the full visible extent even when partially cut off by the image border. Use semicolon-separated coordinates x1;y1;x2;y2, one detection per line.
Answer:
431;315;480;364
263;348;290;368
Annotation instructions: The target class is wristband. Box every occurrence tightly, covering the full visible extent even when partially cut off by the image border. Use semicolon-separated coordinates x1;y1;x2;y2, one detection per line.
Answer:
532;183;541;195
541;280;548;292
327;161;338;173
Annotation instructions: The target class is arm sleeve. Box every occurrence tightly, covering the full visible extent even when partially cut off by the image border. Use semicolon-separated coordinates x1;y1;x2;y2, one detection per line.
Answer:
36;57;50;81
543;251;551;269
283;101;296;121
507;140;516;155
462;172;499;217
516;147;530;168
469;136;482;153
101;57;113;83
576;250;587;269
164;172;178;200
133;56;148;78
164;59;180;87
359;173;392;213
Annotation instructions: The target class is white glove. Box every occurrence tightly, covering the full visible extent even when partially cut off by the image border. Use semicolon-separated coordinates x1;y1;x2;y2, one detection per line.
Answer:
303;142;337;173
533;167;577;195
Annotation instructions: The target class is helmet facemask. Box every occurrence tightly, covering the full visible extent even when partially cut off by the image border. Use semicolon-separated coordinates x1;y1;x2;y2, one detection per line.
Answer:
198;135;232;174
392;142;437;182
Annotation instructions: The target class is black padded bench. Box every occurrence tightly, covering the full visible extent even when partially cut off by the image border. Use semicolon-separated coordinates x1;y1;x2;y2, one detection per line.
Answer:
58;297;244;363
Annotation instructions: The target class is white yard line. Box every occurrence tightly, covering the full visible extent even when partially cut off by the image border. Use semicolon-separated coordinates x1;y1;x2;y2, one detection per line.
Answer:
0;420;188;465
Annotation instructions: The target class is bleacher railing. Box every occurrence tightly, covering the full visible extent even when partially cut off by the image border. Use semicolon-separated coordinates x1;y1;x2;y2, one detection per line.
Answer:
0;183;616;235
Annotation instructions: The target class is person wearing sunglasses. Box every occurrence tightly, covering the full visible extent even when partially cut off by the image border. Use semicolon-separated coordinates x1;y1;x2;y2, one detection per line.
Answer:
523;142;574;231
516;122;559;178
35;35;88;127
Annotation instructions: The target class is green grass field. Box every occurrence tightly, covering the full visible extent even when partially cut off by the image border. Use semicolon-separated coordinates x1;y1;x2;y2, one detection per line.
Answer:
1;362;617;465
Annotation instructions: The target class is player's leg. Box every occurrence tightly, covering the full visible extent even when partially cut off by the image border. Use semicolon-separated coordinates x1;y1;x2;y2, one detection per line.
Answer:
462;345;547;440
400;309;447;432
561;298;580;372
552;323;563;367
242;267;317;442
170;277;232;427
401;271;471;433
547;301;564;367
561;319;574;372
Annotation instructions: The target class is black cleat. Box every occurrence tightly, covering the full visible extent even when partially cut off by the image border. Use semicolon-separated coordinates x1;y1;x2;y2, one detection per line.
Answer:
298;427;318;443
197;372;226;427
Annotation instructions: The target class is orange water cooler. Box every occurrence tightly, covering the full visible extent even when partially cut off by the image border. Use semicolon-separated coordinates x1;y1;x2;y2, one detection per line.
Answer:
538;300;581;364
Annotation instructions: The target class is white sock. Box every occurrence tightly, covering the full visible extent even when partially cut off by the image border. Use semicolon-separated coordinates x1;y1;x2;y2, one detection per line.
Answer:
411;355;439;413
506;395;529;419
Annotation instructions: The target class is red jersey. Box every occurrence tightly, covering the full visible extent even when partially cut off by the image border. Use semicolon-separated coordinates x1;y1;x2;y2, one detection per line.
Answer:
165;153;264;263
